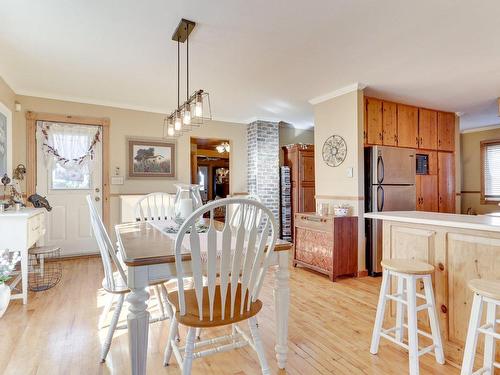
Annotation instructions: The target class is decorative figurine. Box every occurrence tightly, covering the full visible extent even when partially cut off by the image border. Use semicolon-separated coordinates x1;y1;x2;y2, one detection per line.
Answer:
12;164;26;181
28;194;52;211
1;174;10;187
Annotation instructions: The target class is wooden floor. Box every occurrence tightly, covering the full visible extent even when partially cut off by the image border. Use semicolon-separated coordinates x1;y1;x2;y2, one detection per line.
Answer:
0;258;460;375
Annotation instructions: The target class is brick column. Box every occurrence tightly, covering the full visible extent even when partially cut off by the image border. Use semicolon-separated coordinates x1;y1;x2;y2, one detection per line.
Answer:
247;121;280;227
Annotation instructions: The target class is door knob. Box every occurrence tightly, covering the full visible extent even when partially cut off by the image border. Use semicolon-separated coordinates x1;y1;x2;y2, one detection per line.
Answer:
95;197;101;202
95;188;100;193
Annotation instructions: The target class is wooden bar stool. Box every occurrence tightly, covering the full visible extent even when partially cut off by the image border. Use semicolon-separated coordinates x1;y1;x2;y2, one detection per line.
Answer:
370;259;445;375
461;279;500;375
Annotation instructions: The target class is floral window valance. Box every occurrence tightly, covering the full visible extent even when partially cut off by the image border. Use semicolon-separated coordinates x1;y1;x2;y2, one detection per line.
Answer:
37;122;101;170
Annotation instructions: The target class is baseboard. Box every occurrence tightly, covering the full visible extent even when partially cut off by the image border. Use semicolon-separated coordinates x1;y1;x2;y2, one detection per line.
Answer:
356;270;368;278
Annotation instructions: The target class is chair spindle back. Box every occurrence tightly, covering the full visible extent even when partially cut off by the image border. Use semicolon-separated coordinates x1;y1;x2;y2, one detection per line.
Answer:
135;192;174;222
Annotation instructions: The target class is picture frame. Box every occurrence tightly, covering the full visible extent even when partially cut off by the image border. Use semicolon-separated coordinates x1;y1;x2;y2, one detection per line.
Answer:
127;138;176;178
0;101;12;179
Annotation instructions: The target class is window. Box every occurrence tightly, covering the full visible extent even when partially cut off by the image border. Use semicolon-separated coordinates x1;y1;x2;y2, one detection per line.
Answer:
481;140;500;204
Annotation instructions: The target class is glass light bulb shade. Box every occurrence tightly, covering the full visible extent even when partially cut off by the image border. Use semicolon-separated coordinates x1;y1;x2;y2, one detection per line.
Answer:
183;104;191;125
174;113;182;131
195;95;203;117
167;124;175;136
216;145;225;153
225;143;230;152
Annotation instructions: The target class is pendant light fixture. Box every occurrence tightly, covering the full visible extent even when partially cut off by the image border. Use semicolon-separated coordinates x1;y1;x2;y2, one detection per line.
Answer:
163;19;212;138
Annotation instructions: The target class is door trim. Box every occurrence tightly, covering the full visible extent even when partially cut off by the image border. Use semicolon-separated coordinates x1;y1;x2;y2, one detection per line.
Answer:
26;111;111;228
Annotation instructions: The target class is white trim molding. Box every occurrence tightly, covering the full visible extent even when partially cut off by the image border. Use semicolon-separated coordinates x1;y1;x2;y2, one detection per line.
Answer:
461;123;500;134
308;82;367;105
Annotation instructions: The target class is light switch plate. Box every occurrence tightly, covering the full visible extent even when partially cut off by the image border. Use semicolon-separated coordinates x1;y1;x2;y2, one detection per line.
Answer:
111;176;124;185
347;167;354;178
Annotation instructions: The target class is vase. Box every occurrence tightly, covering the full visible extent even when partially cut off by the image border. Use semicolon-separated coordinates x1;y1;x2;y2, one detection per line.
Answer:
173;184;203;224
0;283;11;318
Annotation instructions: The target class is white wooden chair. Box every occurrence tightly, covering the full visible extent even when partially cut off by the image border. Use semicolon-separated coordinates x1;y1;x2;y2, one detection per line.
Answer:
134;192;174;222
86;196;171;362
163;197;278;375
228;194;261;232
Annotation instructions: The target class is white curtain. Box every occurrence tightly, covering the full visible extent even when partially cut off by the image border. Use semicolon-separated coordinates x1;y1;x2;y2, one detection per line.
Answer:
38;122;101;172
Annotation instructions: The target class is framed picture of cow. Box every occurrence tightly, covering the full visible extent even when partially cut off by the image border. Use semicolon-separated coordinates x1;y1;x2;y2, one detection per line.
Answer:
127;138;176;178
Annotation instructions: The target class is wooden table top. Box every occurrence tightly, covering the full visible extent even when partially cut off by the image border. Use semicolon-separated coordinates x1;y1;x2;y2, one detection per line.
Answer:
116;221;293;267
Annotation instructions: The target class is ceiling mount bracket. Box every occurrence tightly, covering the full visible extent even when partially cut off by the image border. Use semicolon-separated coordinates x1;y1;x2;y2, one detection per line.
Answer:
171;18;196;43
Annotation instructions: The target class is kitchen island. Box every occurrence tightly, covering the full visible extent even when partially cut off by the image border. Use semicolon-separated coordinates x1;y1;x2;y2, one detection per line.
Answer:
365;211;500;366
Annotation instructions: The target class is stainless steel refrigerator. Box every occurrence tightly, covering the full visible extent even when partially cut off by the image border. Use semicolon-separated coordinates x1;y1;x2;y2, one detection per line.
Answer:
365;146;416;275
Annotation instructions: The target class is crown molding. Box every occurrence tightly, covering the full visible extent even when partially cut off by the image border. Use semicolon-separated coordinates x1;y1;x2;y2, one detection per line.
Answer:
308;82;367;105
461;123;500;134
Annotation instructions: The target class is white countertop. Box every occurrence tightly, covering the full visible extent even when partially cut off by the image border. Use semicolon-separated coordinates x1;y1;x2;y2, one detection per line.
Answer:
0;207;45;218
364;211;500;232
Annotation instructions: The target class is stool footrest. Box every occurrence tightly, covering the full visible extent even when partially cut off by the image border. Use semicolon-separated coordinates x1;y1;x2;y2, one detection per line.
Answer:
385;294;407;305
478;323;500;340
402;323;434;340
418;344;435;357
379;331;409;351
416;303;432;312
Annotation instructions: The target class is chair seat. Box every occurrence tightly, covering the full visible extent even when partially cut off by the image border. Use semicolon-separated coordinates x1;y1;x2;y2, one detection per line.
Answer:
168;283;263;328
102;271;170;294
380;259;434;275
468;279;500;300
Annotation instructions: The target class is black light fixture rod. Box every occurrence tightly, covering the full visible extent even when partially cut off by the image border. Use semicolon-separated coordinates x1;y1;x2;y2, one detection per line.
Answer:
177;37;180;110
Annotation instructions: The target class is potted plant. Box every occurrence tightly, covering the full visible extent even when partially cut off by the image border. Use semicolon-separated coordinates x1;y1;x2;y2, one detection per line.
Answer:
0;249;20;318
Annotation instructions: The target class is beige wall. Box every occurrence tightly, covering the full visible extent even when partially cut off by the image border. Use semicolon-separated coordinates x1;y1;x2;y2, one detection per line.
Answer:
13;95;248;232
0;76;15;111
312;89;365;271
461;126;500;214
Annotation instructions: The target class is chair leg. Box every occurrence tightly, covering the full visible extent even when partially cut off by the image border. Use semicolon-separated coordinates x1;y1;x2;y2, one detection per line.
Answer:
483;301;496;374
99;293;115;330
163;316;179;366
406;275;420;375
182;327;197;375
370;269;391;354
101;294;124;362
153;285;165;319
249;316;270;375
395;276;405;342
422;275;445;365
461;293;484;375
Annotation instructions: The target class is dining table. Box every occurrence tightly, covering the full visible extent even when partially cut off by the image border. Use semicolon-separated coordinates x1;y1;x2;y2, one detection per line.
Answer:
115;219;292;375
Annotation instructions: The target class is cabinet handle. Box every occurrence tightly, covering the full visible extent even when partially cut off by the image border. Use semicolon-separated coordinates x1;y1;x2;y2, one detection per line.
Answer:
420;137;423;146
379;133;383;141
438;139;442;146
363;130;366;141
438;263;445;271
394;134;397;143
416;136;419;146
441;305;448;314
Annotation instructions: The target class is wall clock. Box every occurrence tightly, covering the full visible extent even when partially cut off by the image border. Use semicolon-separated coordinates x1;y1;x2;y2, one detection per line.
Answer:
322;135;347;167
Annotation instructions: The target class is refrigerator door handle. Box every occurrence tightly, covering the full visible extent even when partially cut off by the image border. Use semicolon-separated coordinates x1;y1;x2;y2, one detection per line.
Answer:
377;185;385;211
377;155;385;184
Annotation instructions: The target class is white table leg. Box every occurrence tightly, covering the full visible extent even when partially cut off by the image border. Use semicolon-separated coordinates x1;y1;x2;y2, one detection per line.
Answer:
274;251;289;369
21;247;28;304
127;266;150;375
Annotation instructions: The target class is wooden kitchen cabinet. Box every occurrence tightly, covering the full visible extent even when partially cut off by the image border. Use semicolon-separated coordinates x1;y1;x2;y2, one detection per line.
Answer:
294;213;358;281
416;175;438;212
382;101;398;146
418;108;438;150
365;97;383;145
397;104;419;148
438;151;455;213
438;111;455;152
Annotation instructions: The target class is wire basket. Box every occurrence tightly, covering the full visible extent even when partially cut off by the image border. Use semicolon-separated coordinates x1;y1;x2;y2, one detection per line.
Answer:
28;246;62;292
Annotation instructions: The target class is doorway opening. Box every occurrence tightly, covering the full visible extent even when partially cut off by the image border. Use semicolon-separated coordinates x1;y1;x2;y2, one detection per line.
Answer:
190;137;230;206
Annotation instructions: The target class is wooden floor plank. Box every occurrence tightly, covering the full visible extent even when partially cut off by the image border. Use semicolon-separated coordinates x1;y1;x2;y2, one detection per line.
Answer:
0;258;460;374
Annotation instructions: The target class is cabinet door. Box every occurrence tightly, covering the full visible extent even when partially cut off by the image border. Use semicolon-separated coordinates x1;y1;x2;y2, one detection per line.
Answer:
417;175;438;212
418;109;438;150
397;104;419;148
382;101;398;146
438;152;455;213
437;112;455;152
365;98;383;145
428;151;438;175
299;151;315;212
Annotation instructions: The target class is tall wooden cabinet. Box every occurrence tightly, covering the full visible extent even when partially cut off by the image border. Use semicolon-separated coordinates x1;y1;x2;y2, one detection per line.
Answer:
365;97;457;214
282;144;315;236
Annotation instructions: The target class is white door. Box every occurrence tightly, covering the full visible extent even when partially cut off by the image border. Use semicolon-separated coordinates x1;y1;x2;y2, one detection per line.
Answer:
36;122;102;256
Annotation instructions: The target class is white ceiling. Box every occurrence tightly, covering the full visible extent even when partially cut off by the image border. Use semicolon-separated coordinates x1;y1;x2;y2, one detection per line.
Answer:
1;0;500;131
